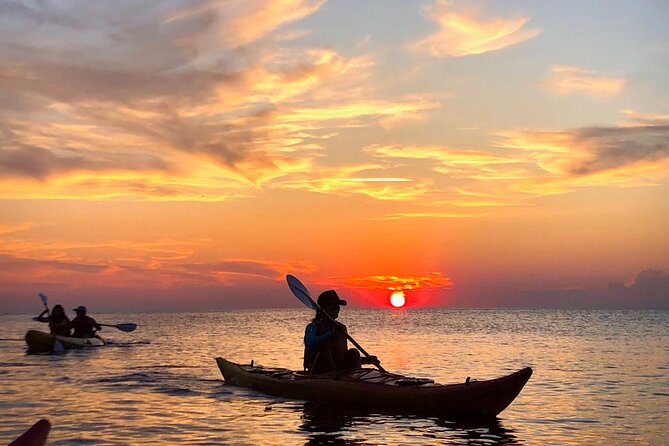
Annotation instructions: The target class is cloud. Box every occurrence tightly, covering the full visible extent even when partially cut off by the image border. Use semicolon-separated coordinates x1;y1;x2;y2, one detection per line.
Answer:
333;273;453;291
516;269;669;309
496;123;669;180
361;110;669;205
0;145;171;181
371;210;493;220
272;163;434;201
409;0;540;57
174;258;311;282
0;249;307;302
0;254;109;274
541;66;626;98
366;144;519;174
620;109;669;126
364;143;533;205
169;0;326;48
0;222;33;235
0;1;441;200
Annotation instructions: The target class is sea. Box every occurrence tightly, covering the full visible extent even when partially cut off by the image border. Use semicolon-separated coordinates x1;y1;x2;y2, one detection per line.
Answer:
0;309;667;445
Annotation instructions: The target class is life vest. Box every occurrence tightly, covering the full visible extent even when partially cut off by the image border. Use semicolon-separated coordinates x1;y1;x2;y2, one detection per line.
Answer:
72;315;98;338
303;319;348;370
49;318;70;337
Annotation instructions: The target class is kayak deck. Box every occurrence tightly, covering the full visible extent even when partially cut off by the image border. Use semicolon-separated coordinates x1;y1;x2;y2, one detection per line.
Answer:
216;357;532;418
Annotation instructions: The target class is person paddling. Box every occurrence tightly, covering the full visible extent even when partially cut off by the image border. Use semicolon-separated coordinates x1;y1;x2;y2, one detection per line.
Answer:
71;306;102;338
34;304;71;337
303;290;378;374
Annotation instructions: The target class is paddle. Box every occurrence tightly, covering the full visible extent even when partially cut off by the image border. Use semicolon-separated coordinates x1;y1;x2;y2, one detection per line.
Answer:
38;292;50;314
99;323;137;333
286;274;386;372
31;293;51;321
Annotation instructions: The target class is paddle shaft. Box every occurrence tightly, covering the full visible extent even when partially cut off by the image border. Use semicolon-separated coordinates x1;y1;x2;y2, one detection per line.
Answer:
316;303;386;372
39;293;50;316
99;323;137;332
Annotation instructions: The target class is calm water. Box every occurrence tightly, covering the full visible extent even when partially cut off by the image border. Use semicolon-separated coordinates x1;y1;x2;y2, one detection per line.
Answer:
0;309;668;445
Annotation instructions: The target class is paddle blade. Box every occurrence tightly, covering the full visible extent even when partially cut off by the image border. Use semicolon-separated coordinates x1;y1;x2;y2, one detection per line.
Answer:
286;274;317;309
38;293;48;306
109;323;137;332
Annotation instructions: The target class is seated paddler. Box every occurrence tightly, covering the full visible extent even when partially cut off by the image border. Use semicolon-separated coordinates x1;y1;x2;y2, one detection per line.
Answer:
303;289;378;374
34;304;72;337
71;306;102;338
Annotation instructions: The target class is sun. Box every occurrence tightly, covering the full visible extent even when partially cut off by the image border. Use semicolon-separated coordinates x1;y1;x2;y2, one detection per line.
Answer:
389;291;406;308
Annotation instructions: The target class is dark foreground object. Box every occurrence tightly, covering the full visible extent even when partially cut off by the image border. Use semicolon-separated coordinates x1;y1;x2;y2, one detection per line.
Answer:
8;419;50;446
216;357;532;418
25;330;105;354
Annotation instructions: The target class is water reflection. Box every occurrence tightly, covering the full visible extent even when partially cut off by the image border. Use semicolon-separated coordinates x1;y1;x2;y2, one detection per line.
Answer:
432;417;524;445
300;402;524;445
301;402;369;445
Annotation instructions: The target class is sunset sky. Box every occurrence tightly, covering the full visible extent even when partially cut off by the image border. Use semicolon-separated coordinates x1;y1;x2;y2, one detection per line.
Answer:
1;0;668;312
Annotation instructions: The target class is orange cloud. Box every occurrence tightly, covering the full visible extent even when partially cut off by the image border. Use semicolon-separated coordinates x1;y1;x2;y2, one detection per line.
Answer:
0;223;34;235
272;164;433;201
370;211;492;220
367;144;518;169
620;109;669;126
409;0;540;57
495;120;669;194
363;110;669;204
0;2;441;200
0;240;308;291
334;273;453;291
219;0;325;47
542;66;626;97
166;0;326;48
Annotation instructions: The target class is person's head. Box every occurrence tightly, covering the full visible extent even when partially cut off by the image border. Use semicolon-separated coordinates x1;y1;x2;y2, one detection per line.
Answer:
73;305;87;316
51;305;65;319
317;290;347;320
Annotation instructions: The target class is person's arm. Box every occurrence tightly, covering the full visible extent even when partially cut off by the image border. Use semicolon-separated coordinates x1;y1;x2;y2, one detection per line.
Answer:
304;323;335;350
33;310;50;323
91;318;102;331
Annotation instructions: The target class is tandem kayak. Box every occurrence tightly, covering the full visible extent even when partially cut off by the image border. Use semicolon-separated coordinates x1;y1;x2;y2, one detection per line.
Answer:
25;330;105;354
216;357;532;418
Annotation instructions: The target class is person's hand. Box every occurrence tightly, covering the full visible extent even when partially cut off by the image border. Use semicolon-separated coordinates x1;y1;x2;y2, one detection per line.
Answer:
362;355;380;365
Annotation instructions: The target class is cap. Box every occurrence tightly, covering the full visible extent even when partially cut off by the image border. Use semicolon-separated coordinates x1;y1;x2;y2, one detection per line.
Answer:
74;305;87;313
317;290;347;307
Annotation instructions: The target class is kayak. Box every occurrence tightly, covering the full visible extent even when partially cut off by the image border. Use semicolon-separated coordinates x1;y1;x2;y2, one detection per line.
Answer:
8;419;50;446
25;330;105;354
216;357;532;418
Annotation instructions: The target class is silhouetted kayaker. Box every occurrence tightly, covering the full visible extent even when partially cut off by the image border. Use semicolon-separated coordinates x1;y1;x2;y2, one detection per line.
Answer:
304;290;378;374
34;304;71;337
71;306;102;338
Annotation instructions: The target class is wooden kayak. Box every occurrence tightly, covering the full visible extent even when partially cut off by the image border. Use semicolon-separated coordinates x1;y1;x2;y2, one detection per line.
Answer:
216;357;532;418
8;419;50;446
25;330;105;354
